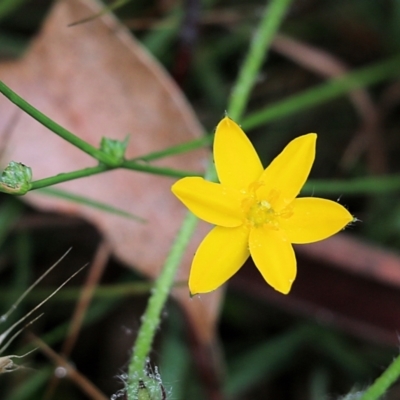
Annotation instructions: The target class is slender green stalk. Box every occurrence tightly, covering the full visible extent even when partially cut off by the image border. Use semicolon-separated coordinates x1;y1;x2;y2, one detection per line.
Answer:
303;175;400;195
126;210;199;397
6;53;400;193
30;165;109;190
227;0;294;122
243;54;400;130
135;54;400;163
359;354;400;400
121;160;199;178
0;81;115;166
29;162;199;191
137;53;400;163
131;136;211;162
267;173;400;197
38;187;145;221
126;0;294;398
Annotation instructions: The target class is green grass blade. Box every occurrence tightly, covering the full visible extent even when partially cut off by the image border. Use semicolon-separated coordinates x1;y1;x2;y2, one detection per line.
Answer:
303;175;400;196
38;187;146;222
243;54;400;130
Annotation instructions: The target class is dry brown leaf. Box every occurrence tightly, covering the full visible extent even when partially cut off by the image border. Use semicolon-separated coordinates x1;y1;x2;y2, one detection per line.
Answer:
0;0;222;347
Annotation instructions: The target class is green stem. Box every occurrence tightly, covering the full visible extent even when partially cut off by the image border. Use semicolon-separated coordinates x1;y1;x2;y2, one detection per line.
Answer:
131;136;211;162
0;81;115;166
29;162;199;191
126;210;199;397
135;54;400;164
126;0;294;398
227;0;294;122
134;53;400;165
359;354;400;400
30;165;109;190
33;147;400;196
121;159;199;178
5;52;400;193
242;54;400;131
303;175;400;196
132;54;400;164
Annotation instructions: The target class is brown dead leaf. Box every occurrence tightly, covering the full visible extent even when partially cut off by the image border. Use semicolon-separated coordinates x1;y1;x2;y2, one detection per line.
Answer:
0;0;221;350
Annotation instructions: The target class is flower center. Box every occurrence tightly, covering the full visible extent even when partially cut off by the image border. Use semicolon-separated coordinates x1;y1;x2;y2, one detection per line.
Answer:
242;183;293;229
246;199;278;228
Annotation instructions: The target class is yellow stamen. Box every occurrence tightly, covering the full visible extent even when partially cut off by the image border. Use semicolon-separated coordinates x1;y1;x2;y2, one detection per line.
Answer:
246;199;277;228
242;183;294;229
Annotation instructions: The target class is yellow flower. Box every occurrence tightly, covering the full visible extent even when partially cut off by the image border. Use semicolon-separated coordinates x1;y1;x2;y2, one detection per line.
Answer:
172;117;353;295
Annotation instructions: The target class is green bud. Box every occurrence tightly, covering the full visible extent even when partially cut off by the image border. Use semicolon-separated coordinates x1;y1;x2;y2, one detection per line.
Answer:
100;136;129;165
0;161;32;195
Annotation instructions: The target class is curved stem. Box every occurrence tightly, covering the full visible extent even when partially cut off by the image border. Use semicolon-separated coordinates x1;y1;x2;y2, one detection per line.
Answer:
0;81;115;165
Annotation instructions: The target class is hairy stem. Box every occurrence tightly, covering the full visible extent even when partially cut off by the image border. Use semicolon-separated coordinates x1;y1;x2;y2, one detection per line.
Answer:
126;0;294;398
359;354;400;400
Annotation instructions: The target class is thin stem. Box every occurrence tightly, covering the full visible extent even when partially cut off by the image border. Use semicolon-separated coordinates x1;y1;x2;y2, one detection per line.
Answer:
130;54;400;166
29;162;199;191
30;165;109;190
359;354;400;400
227;0;294;122
131;136;211;162
38;187;145;221
126;210;199;397
5;53;399;194
242;54;400;131
0;81;115;166
126;0;294;398
133;54;400;163
303;175;400;196
137;54;400;163
121;159;199;178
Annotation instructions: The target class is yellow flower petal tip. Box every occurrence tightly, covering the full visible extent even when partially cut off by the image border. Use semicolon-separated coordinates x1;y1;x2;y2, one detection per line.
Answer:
171;118;355;295
274;282;292;295
216;116;243;132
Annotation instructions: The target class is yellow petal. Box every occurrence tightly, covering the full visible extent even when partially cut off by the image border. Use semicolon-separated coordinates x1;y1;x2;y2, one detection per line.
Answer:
214;117;264;190
249;227;296;294
257;134;316;211
189;225;250;295
279;197;353;244
172;177;245;227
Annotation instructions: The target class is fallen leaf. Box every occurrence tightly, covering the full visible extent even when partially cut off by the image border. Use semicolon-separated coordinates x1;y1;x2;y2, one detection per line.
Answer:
0;0;222;357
